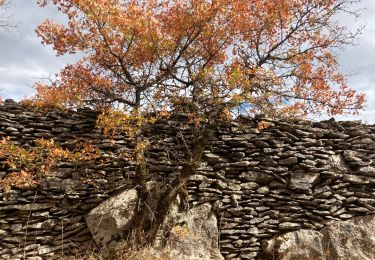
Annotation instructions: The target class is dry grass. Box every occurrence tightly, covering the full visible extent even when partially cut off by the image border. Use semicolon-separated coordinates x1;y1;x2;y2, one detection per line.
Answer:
53;246;172;260
107;240;172;260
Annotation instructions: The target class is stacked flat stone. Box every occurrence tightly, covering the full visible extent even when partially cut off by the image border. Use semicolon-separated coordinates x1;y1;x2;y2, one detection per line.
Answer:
0;99;375;259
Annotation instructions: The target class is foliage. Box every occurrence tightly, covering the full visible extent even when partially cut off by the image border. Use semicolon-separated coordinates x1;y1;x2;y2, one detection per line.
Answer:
34;0;365;118
171;226;190;240
19;97;66;111
97;109;156;137
257;120;271;130
0;137;101;192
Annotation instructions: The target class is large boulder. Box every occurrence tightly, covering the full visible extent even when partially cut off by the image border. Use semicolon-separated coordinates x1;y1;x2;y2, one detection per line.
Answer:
85;188;138;252
160;202;223;260
261;214;375;260
85;187;223;260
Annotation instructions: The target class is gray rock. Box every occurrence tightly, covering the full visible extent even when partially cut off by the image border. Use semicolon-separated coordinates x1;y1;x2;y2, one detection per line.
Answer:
353;138;374;145
262;229;324;260
250;216;269;225
290;171;320;191
202;153;228;164
329;154;350;170
85;188;138;251
231;161;258;167
279;222;301;230
343;174;375;184
358;166;375;177
240;182;259;190
256;186;270;194
262;214;375;260
189;174;208;182
279;157;298;165
0;229;6;236
160;203;224;260
0;203;55;211
227;182;241;191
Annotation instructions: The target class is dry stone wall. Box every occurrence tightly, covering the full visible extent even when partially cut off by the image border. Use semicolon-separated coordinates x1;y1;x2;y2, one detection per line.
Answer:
1;99;375;259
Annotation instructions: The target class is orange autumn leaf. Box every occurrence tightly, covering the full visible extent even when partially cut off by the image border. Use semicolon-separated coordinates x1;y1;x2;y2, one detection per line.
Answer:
33;0;364;119
0;137;101;192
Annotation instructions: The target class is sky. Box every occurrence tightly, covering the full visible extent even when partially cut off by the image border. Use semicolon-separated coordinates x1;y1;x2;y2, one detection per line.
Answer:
0;0;374;123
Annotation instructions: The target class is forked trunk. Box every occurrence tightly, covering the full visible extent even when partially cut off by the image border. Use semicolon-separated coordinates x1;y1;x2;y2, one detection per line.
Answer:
146;162;198;244
127;124;213;249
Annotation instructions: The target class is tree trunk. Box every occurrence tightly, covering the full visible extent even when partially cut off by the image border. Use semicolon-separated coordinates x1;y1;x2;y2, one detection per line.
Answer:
146;162;198;244
129;157;151;246
144;124;213;245
127;124;213;248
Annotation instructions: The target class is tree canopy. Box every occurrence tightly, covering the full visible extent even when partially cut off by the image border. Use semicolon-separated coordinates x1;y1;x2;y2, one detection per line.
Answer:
35;0;365;118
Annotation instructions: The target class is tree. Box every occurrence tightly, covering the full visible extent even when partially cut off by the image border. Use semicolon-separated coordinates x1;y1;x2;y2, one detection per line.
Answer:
32;0;364;250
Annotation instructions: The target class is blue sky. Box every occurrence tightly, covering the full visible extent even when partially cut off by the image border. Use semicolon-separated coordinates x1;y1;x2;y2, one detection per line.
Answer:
0;0;374;123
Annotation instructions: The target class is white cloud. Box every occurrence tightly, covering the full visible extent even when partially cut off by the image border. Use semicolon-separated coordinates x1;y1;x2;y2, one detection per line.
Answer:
0;0;373;123
0;0;76;100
